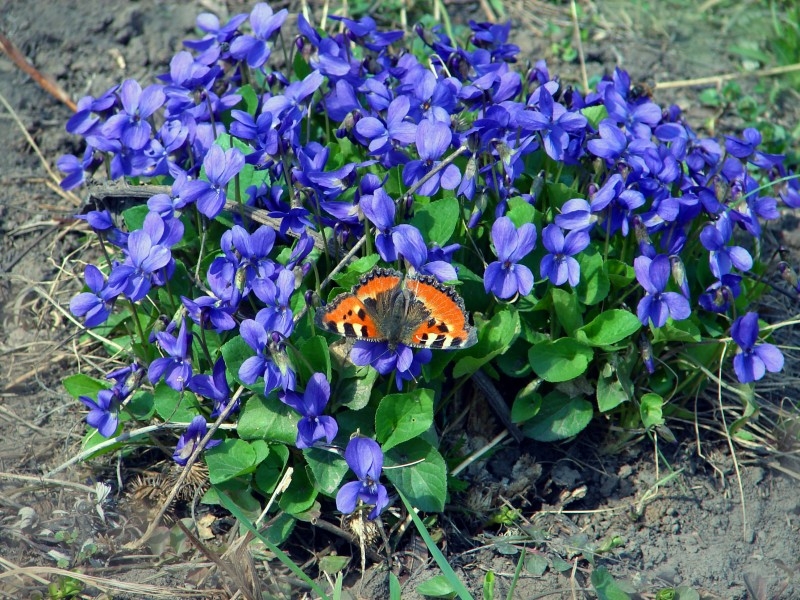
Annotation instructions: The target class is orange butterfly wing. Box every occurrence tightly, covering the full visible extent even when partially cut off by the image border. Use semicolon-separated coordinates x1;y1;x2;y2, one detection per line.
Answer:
314;269;402;341
404;274;478;349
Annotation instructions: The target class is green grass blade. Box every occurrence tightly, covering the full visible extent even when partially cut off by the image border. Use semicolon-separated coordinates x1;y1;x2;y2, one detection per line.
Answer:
397;488;473;600
217;490;330;600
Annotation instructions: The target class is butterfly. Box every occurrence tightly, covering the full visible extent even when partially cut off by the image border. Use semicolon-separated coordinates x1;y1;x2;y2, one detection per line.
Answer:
315;268;478;350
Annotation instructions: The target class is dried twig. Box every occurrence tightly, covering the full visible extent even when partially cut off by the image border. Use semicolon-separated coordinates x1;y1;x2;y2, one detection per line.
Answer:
0;32;77;111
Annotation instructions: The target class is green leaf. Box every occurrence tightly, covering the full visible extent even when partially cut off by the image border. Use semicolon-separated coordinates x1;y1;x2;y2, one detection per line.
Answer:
81;427;123;456
654;319;702;343
295;336;331;381
606;259;635;288
596;364;629;412
279;465;318;515
304;447;349;495
319;555;350;576
576;310;640;347
545;181;576;208
581;105;608;129
410;196;459;246
237;84;259;115
336;368;378;410
237;393;298;444
551;288;583;333
204;482;263;520
506;196;536;227
483;571;495;600
122;204;150;232
639;392;665;429
416;575;457;598
385;439;447;512
591;566;631;600
221;336;256;386
453;309;521;378
495;339;532;378
511;379;542;423
390;573;402;600
525;553;548;576
528;338;593;382
127;390;155;420
63;374;107;399
206;439;258;484
152;383;202;422
330;255;381;289
263;511;296;546
575;247;609;305
254;444;289;495
521;392;593;441
375;389;434;452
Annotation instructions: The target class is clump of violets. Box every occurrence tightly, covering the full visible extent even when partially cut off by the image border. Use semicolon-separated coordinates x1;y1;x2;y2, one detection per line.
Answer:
61;1;794;546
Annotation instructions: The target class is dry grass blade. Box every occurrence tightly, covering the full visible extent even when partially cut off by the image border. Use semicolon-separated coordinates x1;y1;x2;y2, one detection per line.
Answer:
0;91;80;206
0;565;216;598
0;32;77;111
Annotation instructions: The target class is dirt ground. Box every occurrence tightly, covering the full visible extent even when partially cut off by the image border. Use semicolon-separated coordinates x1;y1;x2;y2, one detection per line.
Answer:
1;1;798;599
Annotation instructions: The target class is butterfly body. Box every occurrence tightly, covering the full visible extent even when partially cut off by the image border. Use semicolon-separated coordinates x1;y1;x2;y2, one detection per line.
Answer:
315;268;477;350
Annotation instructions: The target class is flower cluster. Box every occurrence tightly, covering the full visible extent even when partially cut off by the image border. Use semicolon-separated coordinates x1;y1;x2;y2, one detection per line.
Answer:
64;3;791;526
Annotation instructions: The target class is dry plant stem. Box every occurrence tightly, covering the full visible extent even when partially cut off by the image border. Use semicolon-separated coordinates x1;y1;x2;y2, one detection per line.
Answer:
0;403;51;434
0;556;49;586
472;370;525;443
403;144;468;201
0;471;98;495
451;429;509;477
176;520;258;600
313;518;384;562
656;62;800;90
33;281;125;353
0;565;210;598
46;421;236;477
124;385;246;550
570;0;589;93
84;181;328;251
0;32;77;111
0;91;80;205
714;343;749;542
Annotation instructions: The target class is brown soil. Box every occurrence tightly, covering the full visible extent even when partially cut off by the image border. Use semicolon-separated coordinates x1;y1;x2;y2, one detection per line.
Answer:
1;1;798;599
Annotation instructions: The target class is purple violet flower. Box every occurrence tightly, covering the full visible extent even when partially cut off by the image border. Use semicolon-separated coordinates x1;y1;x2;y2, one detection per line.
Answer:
355;95;417;155
239;317;296;393
70;265;118;327
173;415;222;466
79;389;121;438
698;274;741;314
189;357;238;419
484;216;536;299
402;119;461;197
148;319;193;391
539;224;590;286
280;372;338;449
107;229;172;302
182;145;245;218
517;86;587;161
634;255;691;327
252;268;296;333
730;312;784;383
699;218;753;278
102;79;165;150
336;437;389;520
351;342;432;390
229;3;289;68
